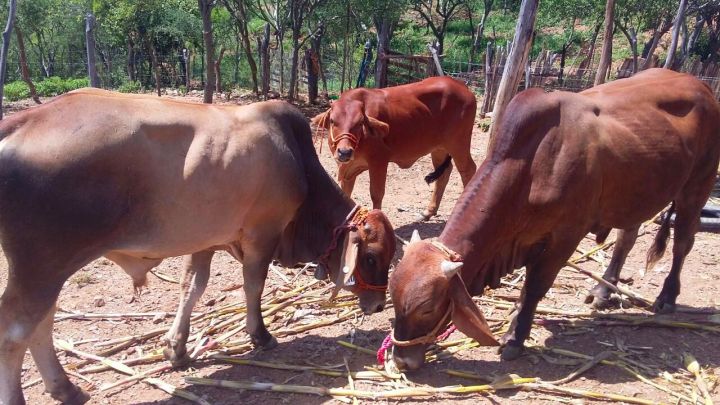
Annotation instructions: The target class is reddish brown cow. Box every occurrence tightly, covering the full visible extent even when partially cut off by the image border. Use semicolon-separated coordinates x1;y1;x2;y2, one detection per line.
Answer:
0;90;395;404
388;68;720;370
312;76;477;220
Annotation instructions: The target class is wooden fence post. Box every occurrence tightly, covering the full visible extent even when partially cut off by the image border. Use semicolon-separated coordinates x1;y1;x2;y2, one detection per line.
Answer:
183;48;191;89
487;0;538;152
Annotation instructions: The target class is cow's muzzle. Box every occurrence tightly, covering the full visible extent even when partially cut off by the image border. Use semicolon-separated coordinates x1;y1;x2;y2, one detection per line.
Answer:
392;345;426;371
337;147;354;163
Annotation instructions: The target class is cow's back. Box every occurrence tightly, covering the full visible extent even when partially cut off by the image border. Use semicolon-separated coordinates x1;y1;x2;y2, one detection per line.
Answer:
495;70;720;234
0;93;311;263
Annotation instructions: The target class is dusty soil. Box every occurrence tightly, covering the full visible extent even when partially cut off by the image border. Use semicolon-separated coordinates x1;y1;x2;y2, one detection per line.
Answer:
2;91;720;405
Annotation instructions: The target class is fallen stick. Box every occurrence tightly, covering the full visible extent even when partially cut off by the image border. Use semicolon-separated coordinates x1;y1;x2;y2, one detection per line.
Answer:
547;351;613;384
564;262;652;307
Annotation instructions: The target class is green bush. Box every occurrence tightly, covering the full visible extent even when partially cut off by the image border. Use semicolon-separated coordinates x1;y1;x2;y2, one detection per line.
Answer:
33;77;90;97
117;80;142;93
35;76;69;97
65;78;89;91
4;81;30;102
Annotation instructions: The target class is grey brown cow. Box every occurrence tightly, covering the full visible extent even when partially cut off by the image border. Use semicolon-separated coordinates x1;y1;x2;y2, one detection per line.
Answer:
389;69;720;370
0;90;395;404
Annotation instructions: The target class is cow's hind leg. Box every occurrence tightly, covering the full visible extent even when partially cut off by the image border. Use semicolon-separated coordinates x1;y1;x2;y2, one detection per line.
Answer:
163;251;214;367
1;273;80;405
500;234;581;360
653;201;703;314
585;225;640;309
29;306;89;404
420;150;453;221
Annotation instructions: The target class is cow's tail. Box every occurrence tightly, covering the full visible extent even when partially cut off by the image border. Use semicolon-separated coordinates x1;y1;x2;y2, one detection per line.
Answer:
646;201;675;273
424;155;452;184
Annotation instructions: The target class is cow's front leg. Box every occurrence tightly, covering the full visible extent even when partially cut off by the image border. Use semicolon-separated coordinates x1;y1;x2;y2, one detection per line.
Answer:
163;251;214;367
368;163;388;210
500;235;581;361
338;165;358;197
242;238;279;349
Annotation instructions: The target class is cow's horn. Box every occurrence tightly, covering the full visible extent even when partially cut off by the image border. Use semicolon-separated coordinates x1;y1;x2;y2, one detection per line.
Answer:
410;229;421;243
440;260;463;278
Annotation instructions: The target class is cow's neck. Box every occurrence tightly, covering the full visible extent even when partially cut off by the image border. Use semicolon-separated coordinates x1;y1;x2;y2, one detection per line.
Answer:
439;158;529;294
278;172;356;274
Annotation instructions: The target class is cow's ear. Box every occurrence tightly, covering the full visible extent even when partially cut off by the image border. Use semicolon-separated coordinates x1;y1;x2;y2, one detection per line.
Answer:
365;115;389;138
311;108;331;129
448;276;499;346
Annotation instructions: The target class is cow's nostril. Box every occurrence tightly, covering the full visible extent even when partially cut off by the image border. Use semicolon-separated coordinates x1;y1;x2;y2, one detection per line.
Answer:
375;303;385;313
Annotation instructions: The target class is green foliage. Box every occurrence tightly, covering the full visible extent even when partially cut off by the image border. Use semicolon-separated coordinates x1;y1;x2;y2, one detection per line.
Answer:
117;80;143;93
3;77;90;101
34;77;89;97
3;81;30;102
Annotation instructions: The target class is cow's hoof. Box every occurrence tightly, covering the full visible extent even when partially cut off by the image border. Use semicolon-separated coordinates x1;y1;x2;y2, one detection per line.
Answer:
652;300;676;314
416;211;432;222
163;347;191;368
51;382;90;405
252;335;278;350
585;293;615;310
500;345;525;361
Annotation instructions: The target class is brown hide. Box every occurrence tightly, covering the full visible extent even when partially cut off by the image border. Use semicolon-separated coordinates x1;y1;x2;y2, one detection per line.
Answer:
390;68;720;370
312;76;478;220
0;89;395;403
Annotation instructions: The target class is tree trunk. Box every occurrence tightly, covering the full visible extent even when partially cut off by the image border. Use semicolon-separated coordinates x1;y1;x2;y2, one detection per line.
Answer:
340;2;349;91
288;30;301;101
214;46;225;93
147;40;161;96
471;2;493;66
260;23;270;98
85;13;101;88
595;0;614;85
374;18;393;89
686;16;705;55
487;0;538;152
227;0;259;94
630;28;638;73
199;0;216;103
278;29;285;95
15;26;40;104
0;0;17;120
641;16;672;70
127;37;136;81
665;0;687;69
305;48;318;103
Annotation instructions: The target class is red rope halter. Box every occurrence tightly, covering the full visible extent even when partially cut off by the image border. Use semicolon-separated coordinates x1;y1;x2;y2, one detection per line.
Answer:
317;206;387;292
312;108;361;154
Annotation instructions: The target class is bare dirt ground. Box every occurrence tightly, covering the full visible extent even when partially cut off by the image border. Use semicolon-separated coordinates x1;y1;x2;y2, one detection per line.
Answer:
2;91;720;405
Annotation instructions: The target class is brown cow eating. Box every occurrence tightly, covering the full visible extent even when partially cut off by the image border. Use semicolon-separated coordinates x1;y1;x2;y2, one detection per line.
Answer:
0;89;395;404
312;76;477;220
389;68;720;371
